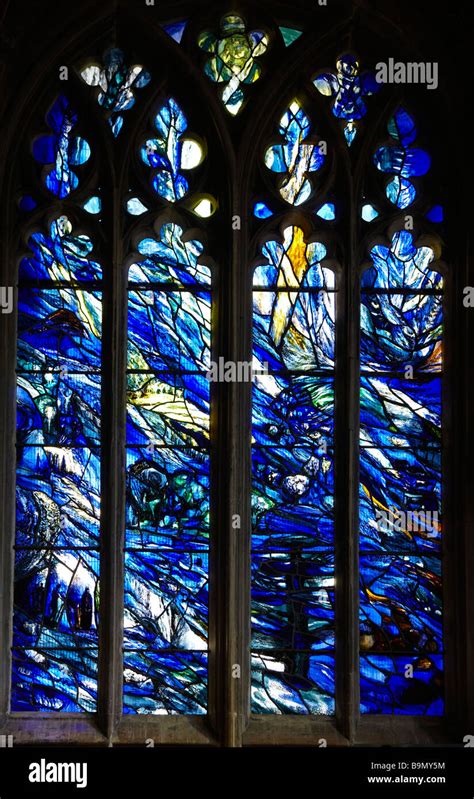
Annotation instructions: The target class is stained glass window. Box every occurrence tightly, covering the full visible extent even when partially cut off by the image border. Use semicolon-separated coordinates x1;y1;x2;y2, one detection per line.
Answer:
5;8;456;744
251;225;336;714
359;230;444;715
13;215;102;712
124;222;211;714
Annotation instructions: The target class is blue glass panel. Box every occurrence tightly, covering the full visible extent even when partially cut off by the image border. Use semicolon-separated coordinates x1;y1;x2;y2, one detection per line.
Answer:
129;223;210;286
128;290;211;373
361;231;443;290
123;651;207;714
12;217;102;712
360;555;442;654
252;553;335;650
17;371;101;446
375;146;430;178
253;513;334;555
17;288;102;371
254;201;273;219
127;373;210;447
126;447;209;534
344;125;357;145
19;217;102;281
13;549;99;650
252;376;335;446
253;292;335;371
252;652;335;714
359;485;441;557
252;444;334;553
11;648;98;712
110;117;123;137
16;447;101;545
386;176;416;208
125;527;209;553
361;446;441;544
388;107;417;146
255;232;330;288
360;655;443;715
361;377;441;447
361;293;443;373
125;223;211;714
360;231;444;713
124;550;208;650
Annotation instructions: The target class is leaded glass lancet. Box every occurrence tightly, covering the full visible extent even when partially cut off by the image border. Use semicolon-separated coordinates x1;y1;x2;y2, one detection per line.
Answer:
7;24;455;739
251;225;336;714
13;216;102;712
359;230;444;715
124;222;211;714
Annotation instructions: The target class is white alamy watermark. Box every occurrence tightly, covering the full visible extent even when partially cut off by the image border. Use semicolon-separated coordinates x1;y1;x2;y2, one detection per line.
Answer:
28;759;88;789
376;507;439;537
0;287;13;314
206;358;269;383
375;59;439;90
